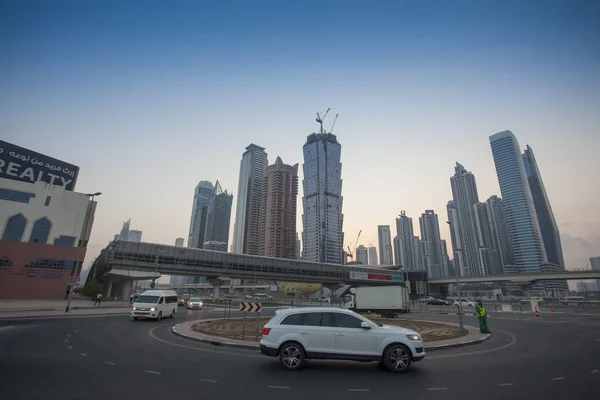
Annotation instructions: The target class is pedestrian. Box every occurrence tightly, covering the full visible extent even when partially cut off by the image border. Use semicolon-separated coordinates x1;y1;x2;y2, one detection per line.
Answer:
475;299;491;334
94;292;103;306
129;292;134;304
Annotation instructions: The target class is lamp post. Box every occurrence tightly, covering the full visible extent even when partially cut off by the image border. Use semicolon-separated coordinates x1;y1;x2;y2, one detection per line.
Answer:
66;192;102;312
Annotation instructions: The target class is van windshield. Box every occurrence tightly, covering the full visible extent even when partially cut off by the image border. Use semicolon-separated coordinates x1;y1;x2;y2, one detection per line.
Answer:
135;295;159;304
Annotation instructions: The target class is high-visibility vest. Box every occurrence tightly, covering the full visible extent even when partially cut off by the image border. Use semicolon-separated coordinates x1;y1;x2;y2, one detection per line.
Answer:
476;304;487;317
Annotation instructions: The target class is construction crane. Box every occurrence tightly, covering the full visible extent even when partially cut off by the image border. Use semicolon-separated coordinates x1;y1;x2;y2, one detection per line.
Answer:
346;230;362;260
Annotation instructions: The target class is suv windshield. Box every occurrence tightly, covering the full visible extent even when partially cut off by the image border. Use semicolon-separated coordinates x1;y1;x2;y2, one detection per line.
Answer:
135;295;159;304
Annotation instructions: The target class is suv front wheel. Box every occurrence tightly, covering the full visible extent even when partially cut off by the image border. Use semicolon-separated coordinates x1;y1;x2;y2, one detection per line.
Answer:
383;344;412;373
278;342;305;371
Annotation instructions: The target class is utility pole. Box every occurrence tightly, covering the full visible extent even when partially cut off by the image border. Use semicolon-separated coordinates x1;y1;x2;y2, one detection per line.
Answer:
66;192;101;312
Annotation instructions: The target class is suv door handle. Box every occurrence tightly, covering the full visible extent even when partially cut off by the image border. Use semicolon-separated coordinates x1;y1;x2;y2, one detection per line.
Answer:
300;331;309;335
336;333;345;336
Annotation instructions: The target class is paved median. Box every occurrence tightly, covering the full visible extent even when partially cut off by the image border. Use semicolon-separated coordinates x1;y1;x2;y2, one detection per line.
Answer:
172;316;490;351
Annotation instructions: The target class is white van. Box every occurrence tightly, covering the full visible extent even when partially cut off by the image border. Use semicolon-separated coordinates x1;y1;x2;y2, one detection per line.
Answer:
130;290;178;320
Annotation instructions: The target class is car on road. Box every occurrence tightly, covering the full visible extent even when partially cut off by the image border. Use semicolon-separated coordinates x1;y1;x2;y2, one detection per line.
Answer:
178;298;188;307
427;298;451;306
259;307;425;373
418;296;435;303
130;290;178;320
186;298;204;310
454;299;476;307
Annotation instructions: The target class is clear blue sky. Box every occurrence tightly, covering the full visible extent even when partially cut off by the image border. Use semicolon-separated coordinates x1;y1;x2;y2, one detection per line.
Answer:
2;0;599;271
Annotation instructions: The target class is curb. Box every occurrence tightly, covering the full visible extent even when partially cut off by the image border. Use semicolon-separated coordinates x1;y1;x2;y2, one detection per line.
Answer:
172;317;491;352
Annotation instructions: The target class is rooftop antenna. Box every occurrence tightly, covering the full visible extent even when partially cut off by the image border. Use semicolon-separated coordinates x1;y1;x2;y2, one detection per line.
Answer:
316;108;331;133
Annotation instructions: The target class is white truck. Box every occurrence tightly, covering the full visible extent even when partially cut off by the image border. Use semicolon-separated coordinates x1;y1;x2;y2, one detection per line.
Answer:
342;286;410;318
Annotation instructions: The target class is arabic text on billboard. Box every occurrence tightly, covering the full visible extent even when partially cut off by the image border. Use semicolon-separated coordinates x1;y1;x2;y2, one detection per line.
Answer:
0;140;79;191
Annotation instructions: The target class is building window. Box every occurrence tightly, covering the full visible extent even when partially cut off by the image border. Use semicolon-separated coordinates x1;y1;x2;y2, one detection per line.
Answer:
44;196;51;206
54;235;76;247
0;188;36;204
0;257;13;267
26;259;75;271
29;217;52;244
2;214;27;241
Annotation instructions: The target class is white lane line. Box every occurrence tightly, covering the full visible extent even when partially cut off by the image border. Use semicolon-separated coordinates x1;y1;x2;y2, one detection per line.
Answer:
199;379;217;383
68;346;73;350
552;377;566;381
498;383;515;387
595;338;600;342
590;370;598;374
348;389;371;392
105;361;116;366
74;330;79;333
64;339;68;343
80;353;87;357
268;386;289;390
145;370;161;375
0;326;15;332
427;387;448;391
66;334;71;338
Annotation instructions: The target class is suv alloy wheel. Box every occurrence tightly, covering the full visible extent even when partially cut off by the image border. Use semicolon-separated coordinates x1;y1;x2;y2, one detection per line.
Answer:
278;342;305;371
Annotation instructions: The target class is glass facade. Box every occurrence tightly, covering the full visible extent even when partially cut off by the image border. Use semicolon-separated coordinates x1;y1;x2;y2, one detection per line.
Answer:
490;131;547;275
27;258;75;271
203;181;233;252
54;235;76;246
29;217;52;244
0;188;36;204
188;181;214;249
2;213;27;241
301;133;344;264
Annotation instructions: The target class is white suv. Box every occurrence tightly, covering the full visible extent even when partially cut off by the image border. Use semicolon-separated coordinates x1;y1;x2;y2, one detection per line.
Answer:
259;307;425;372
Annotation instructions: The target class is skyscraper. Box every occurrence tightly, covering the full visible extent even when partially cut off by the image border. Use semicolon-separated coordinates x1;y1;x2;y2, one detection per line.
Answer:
490;130;547;276
473;202;501;275
419;210;448;277
393;211;419;269
485;195;513;273
449;163;486;276
232;144;268;255
302;132;344;264
259;157;298;259
114;219;142;243
188;181;214;249
522;145;565;268
377;225;393;265
368;246;378;266
203;181;233;252
355;245;368;265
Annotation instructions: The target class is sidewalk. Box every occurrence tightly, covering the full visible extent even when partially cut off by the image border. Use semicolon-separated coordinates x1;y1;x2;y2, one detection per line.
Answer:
0;299;131;319
172;317;490;351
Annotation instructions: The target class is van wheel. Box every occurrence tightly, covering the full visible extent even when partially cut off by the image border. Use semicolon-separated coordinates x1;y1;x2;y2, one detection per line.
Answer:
170;309;175;318
158;311;162;321
133;317;138;321
383;344;412;373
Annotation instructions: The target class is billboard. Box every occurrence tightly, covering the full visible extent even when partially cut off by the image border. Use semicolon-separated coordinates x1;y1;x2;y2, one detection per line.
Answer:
0;140;79;191
350;271;405;282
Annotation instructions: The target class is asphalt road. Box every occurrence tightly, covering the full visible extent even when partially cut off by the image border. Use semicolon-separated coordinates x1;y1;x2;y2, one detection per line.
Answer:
0;307;599;400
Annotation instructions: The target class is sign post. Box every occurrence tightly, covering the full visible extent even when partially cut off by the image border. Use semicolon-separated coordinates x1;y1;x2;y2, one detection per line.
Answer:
239;302;262;341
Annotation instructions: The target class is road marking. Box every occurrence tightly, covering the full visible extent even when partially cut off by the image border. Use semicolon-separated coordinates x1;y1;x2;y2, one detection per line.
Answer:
590;370;598;374
428;329;517;359
68;346;73;350
199;379;217;383
0;326;15;332
595;338;600;342
348;389;371;392
268;386;289;390
66;334;71;338
74;330;79;333
427;387;448;391
105;361;116;366
64;339;68;343
80;353;87;357
497;383;515;387
145;370;161;375
552;377;566;381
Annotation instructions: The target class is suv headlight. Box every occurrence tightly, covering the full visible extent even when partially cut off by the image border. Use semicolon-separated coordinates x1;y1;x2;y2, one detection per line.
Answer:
406;334;421;341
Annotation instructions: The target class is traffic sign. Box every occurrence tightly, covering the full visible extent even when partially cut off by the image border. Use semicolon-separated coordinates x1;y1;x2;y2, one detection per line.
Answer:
239;302;262;312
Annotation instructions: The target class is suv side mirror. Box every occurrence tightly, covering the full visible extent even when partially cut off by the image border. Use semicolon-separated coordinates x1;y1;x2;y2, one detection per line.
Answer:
360;321;371;330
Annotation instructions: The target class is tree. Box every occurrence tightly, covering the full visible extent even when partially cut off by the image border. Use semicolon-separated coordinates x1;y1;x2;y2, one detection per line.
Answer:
82;281;105;298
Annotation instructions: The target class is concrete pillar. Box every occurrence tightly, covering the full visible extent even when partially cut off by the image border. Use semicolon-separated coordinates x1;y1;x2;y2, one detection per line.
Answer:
121;280;133;301
207;277;225;300
106;281;114;298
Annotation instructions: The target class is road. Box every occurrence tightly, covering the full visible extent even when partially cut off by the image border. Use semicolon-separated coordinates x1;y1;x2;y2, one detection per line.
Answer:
0;307;598;399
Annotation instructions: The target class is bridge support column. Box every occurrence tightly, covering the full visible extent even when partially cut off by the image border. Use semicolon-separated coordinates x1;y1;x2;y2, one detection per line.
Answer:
207;277;225;300
121;280;133;301
322;283;341;298
516;282;537;312
105;281;114;298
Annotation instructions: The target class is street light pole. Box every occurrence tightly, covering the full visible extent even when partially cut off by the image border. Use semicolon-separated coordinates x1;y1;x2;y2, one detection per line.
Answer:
151;249;163;289
66;192;101;312
456;275;464;330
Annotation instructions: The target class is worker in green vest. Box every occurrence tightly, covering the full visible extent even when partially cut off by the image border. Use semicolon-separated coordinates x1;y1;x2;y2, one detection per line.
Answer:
475;299;491;334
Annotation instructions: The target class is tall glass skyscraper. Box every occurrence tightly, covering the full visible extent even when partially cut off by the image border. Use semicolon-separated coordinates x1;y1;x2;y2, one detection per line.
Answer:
302;132;344;264
522;145;565;268
203;181;233;252
489;131;547;275
188;181;214;249
419;210;448;277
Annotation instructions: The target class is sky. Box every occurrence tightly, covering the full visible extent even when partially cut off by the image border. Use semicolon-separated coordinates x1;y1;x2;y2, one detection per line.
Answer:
1;0;599;274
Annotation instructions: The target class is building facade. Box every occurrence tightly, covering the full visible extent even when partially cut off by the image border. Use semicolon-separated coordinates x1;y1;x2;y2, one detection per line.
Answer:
232;144;268;255
522;145;565;268
302;133;344;264
259;157;298;259
377;225;393;265
355;245;368;265
203;181;233;252
393;211;420;269
174;238;184;248
188;181;214;249
490;131;547;278
419;210;447;277
589;257;600;292
485;195;513;273
368;246;378;266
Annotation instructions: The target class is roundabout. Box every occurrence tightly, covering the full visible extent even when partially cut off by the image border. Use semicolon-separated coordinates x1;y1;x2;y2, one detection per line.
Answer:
0;308;598;399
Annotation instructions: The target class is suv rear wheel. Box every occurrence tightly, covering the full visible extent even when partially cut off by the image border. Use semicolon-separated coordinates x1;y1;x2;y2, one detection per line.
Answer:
278;342;305;371
383;344;412;373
